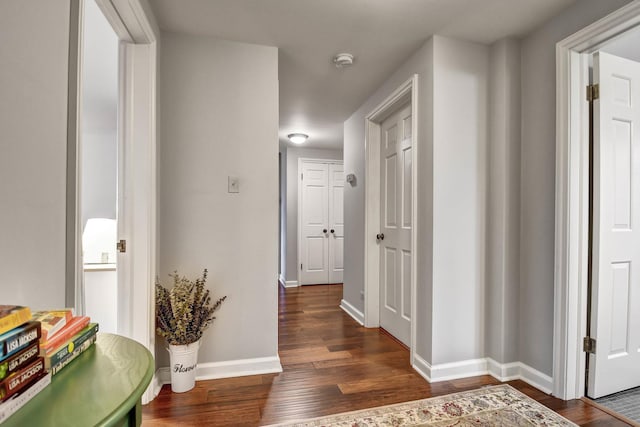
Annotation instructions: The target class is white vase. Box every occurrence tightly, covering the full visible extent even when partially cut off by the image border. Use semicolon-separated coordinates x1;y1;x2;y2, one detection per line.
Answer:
167;340;200;393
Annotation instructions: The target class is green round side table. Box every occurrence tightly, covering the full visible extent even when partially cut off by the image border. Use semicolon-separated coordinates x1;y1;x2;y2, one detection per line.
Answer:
3;333;154;427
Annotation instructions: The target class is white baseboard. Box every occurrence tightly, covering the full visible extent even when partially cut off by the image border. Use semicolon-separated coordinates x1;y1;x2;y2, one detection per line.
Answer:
145;372;164;404
412;354;432;381
340;299;364;325
156;355;283;385
284;280;299;288
278;275;286;288
518;362;553;394
411;355;553;395
429;358;489;382
487;358;521;381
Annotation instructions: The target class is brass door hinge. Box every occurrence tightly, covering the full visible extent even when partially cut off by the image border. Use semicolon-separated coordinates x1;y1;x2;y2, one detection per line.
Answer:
586;84;599;102
583;336;596;354
117;239;127;253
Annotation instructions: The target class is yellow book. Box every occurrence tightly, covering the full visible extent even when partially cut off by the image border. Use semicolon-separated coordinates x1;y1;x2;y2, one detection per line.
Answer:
0;307;31;336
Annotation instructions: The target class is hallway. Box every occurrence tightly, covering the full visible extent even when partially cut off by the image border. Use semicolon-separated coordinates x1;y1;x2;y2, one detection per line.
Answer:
142;285;629;426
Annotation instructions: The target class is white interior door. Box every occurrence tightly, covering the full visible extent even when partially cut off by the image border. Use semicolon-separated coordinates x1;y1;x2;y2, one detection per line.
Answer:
589;51;640;398
300;162;329;285
329;164;344;283
379;103;412;346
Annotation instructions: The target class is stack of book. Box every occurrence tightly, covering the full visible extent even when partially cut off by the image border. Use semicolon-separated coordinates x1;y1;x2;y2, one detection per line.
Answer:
0;306;50;423
34;310;99;376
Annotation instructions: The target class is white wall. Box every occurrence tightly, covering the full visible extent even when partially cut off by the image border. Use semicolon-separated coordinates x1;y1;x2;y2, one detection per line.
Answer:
283;146;343;283
431;36;489;365
81;0;119;228
81;131;117;226
485;38;521;365
158;32;279;367
519;0;631;376
0;1;70;309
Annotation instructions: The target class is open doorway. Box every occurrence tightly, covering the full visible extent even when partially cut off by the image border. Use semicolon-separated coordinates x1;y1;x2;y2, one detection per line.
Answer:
584;26;640;422
554;0;640;412
80;0;119;334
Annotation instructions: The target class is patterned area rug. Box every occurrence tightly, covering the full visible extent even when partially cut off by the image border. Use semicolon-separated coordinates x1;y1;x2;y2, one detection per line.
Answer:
265;384;577;426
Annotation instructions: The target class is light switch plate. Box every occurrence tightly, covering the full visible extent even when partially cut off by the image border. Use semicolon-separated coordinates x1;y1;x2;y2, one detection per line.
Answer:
228;176;239;193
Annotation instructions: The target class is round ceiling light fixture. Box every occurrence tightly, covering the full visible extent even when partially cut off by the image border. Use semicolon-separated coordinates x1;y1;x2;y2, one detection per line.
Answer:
333;53;354;68
288;133;309;144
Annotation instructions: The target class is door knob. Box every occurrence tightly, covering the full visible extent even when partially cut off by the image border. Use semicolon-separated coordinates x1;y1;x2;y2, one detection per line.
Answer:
323;229;328;233
330;229;335;234
376;233;385;241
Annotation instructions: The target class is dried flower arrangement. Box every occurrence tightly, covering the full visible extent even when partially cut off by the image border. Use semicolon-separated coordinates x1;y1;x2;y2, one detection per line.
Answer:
156;269;227;346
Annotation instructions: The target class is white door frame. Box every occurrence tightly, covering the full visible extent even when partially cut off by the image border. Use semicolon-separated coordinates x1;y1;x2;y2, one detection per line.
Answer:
67;0;158;403
297;157;343;285
364;75;418;360
554;1;640;401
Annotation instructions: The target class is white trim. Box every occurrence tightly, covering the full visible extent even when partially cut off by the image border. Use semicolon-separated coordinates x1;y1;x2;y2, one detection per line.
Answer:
156;356;283;385
297;158;343;286
95;0;159;44
66;0;84;311
487;359;553;394
284;280;299;288
554;1;640;401
340;299;365;325
411;356;553;394
519;363;554;395
412;354;432;381
364;75;419;366
487;358;520;381
429;358;489;383
150;372;164;400
69;0;159;404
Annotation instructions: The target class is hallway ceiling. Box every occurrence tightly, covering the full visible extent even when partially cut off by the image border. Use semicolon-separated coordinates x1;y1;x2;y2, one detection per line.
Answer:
148;0;576;150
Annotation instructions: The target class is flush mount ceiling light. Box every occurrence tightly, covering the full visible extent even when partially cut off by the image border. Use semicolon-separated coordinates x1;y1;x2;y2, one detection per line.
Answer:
288;133;309;144
333;53;354;68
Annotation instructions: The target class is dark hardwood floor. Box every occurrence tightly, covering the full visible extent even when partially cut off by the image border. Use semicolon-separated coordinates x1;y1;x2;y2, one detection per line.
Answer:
142;284;631;426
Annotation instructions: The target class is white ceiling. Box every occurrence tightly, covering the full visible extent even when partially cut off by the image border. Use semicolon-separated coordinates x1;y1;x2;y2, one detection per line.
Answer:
601;24;640;62
148;0;576;150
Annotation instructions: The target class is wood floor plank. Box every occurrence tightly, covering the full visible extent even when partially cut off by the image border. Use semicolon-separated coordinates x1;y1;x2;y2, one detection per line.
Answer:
142;284;632;426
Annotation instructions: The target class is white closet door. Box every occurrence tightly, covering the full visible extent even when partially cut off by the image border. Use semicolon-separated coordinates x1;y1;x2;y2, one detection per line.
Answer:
299;162;329;285
329;163;344;284
589;52;640;398
379;103;412;346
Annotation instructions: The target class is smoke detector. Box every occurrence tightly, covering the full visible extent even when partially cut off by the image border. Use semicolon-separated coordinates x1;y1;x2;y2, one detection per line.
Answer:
333;53;354;68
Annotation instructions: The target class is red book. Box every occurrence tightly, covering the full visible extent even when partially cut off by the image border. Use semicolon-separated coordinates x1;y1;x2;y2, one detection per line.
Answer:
40;317;90;354
31;309;73;342
0;358;45;402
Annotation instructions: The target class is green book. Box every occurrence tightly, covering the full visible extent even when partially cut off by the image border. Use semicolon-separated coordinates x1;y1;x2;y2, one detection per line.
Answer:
50;335;97;376
44;323;98;371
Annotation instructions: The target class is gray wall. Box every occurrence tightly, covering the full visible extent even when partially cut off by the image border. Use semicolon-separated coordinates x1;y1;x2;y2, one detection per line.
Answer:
0;1;70;309
519;0;631;376
485;38;521;365
431;36;489;365
283;146;343;283
158;31;279;366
